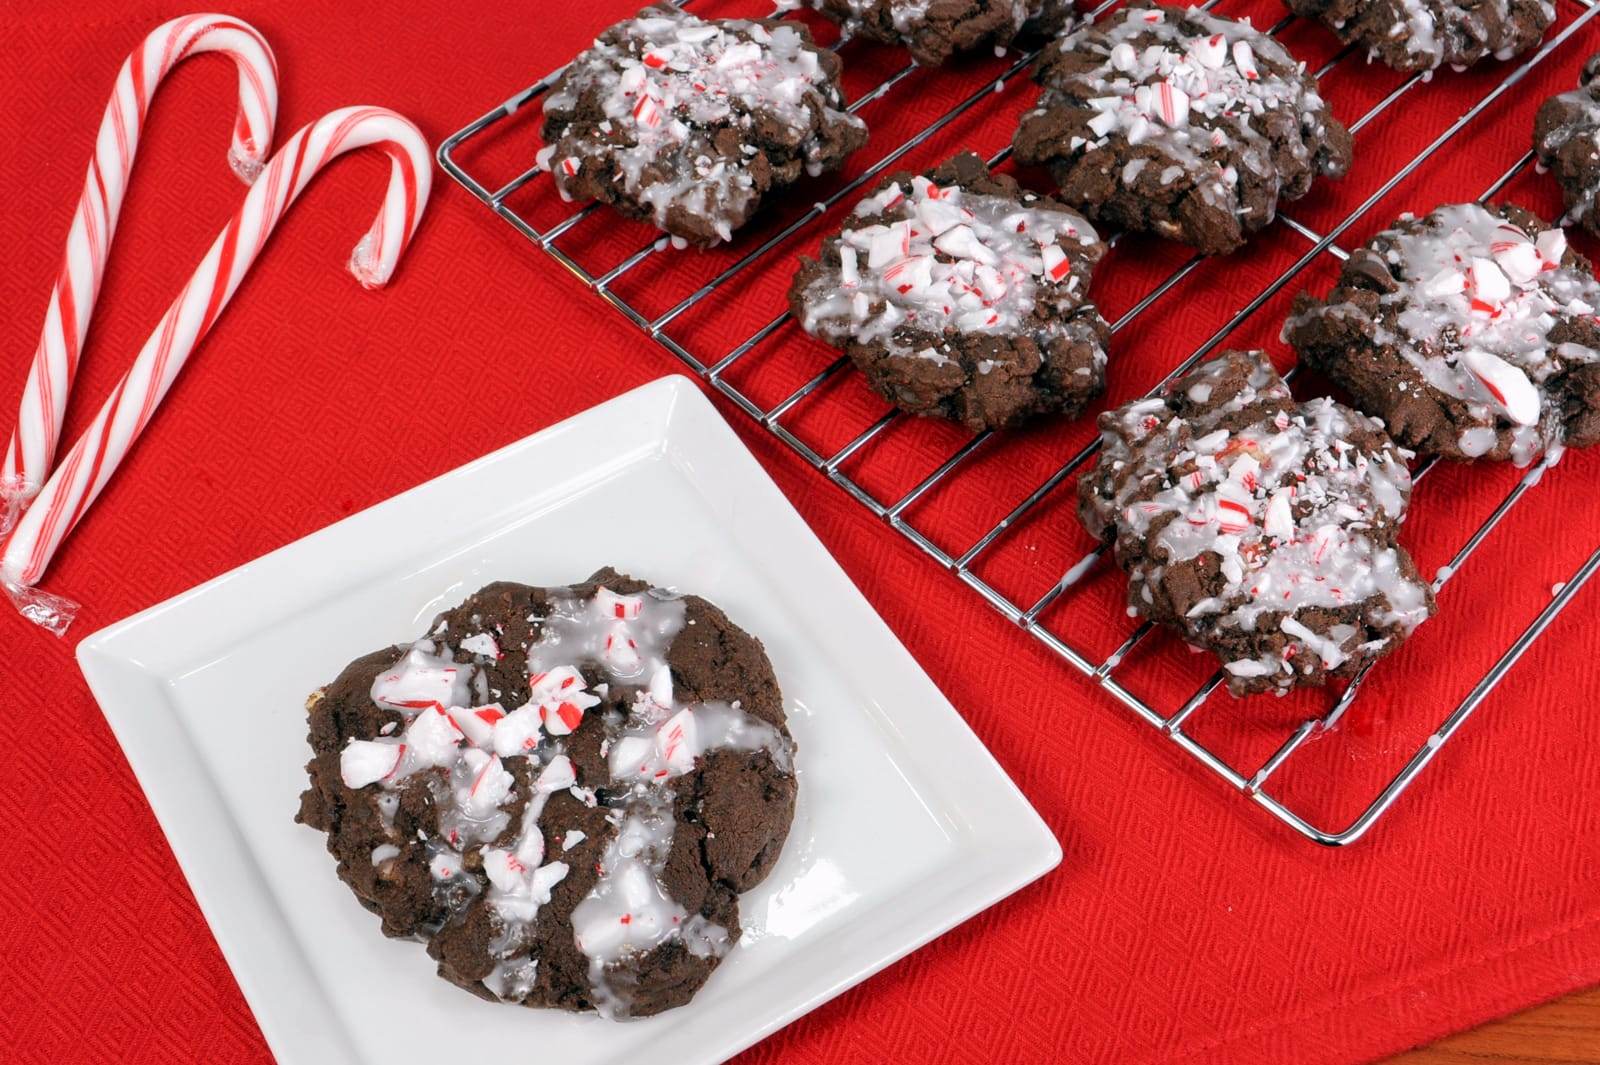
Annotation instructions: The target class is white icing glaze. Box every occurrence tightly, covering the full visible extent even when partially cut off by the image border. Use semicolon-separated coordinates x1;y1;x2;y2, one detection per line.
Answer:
800;172;1105;361
540;8;864;243
483;957;540;1003
571;796;684;977
1087;352;1431;690
1393;0;1442;66
1289;203;1600;465
1026;4;1340;222
527;589;684;684
568;631;793;1017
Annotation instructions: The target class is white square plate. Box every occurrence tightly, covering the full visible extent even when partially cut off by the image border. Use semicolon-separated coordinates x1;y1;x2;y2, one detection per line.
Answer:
77;375;1061;1065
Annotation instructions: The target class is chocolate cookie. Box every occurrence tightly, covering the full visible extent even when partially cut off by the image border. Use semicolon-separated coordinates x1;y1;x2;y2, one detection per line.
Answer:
1285;202;1600;465
537;6;867;246
1079;350;1434;696
1012;2;1351;256
1285;0;1552;72
782;0;1074;66
788;152;1110;431
296;570;797;1018
1534;54;1600;236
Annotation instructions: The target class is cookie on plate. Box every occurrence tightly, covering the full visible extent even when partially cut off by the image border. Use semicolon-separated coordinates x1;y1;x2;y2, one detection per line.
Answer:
1285;0;1551;72
1534;54;1600;236
1012;2;1351;256
1285;202;1600;465
537;6;868;246
297;569;797;1018
1079;350;1435;696
783;0;1074;66
789;151;1111;432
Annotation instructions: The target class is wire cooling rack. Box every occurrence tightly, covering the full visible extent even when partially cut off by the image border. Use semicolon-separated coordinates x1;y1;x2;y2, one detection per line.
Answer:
440;0;1600;844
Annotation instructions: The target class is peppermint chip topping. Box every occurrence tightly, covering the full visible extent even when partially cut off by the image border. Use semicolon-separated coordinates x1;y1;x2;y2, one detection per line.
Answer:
538;6;865;245
1081;350;1434;695
799;170;1103;348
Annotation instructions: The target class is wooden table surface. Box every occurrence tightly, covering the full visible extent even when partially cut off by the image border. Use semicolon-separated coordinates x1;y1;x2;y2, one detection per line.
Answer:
1389;987;1600;1063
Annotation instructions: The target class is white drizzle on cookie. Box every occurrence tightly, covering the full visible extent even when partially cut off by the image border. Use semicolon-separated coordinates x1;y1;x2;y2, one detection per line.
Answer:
1085;351;1432;692
798;173;1104;359
574;691;790;1016
538;7;864;243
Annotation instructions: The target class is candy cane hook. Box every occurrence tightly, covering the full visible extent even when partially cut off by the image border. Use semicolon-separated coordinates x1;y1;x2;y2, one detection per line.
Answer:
1;14;280;536
3;106;432;634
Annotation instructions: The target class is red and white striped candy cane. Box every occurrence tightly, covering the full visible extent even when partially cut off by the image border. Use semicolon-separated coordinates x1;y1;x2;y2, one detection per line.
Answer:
2;106;431;633
1;14;279;536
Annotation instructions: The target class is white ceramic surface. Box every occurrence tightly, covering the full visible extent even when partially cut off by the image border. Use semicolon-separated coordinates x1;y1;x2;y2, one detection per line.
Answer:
78;375;1061;1065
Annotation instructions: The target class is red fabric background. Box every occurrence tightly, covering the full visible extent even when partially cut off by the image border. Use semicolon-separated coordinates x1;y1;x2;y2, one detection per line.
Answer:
3;1;1599;1062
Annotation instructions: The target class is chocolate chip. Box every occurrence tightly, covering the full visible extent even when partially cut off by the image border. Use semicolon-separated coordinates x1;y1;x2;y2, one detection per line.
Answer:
1345;249;1398;293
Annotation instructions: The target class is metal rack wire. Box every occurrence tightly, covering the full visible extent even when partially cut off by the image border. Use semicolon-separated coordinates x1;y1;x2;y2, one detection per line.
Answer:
439;0;1600;844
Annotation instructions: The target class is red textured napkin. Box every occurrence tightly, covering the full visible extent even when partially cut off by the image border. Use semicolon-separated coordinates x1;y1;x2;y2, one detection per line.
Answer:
3;2;1599;1063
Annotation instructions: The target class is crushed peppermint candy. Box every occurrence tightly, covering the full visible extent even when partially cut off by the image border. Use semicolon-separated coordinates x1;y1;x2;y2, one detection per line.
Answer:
1080;350;1434;695
538;6;865;245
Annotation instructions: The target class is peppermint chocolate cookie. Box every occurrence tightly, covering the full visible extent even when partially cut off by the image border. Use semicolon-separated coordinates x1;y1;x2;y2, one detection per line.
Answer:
783;0;1073;67
1285;0;1552;72
537;6;867;246
1012;2;1351;256
789;152;1110;431
297;570;797;1017
1079;350;1434;696
1535;55;1600;236
1285;202;1600;465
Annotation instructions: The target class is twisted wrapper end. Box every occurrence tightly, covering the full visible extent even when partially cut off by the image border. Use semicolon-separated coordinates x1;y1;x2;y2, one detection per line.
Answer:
4;578;79;637
0;486;21;538
228;142;266;185
347;232;387;290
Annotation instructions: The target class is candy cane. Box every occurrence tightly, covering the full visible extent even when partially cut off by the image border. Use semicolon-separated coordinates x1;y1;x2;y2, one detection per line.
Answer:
2;106;432;633
1;14;279;535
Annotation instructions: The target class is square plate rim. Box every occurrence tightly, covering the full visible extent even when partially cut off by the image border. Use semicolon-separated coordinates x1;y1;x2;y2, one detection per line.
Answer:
76;373;1063;1065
